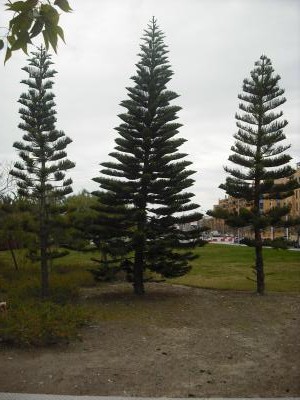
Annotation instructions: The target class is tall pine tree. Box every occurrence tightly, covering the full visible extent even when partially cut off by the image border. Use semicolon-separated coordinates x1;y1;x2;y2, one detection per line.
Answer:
10;46;75;298
210;55;298;295
93;17;205;295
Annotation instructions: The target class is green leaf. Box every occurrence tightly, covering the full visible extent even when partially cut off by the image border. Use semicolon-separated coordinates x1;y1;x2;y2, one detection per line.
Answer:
56;25;65;42
7;35;16;46
11;32;30;51
24;0;38;10
30;18;44;38
0;40;4;50
54;0;72;12
5;1;26;12
40;4;60;26
10;11;34;35
11;38;23;51
42;29;49;50
6;0;38;12
45;25;58;52
21;41;28;54
4;47;12;64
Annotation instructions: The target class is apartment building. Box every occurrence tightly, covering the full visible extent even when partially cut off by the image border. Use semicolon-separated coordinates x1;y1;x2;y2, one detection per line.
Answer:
210;163;300;241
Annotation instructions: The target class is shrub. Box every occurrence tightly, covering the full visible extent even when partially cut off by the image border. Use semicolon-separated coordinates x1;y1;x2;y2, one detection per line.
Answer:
240;237;292;249
0;301;90;346
88;262;127;282
49;275;80;304
0;250;92;347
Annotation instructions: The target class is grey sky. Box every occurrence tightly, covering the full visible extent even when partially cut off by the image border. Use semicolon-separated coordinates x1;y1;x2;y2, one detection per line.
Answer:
1;0;299;212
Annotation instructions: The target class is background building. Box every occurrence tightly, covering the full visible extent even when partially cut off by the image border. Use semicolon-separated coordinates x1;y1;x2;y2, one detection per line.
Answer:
209;163;300;242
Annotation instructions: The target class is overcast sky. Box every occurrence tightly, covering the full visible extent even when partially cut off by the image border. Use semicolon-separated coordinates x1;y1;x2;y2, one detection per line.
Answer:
1;0;299;212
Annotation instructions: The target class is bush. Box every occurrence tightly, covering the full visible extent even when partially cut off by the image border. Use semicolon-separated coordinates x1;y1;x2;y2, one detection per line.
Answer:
0;301;90;347
0;275;79;305
0;251;92;347
240;237;293;249
50;279;79;304
239;237;252;246
88;258;132;282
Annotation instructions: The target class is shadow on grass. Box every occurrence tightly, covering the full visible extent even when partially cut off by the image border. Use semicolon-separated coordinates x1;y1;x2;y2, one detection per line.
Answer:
80;282;193;305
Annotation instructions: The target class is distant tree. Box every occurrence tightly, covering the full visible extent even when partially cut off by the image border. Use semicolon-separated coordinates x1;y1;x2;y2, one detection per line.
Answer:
62;191;131;281
0;196;35;270
10;46;75;297
210;55;298;295
93;17;205;295
87;192;134;282
0;161;16;199
1;0;72;63
61;190;99;250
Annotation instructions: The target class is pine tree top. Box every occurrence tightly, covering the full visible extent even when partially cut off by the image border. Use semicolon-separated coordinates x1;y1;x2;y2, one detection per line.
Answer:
215;54;298;228
10;46;75;201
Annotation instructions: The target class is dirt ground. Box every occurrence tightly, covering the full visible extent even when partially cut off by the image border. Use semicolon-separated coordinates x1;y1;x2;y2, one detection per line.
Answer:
0;283;300;397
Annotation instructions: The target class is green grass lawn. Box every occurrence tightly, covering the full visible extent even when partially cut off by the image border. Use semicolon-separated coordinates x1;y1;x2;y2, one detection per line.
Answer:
0;244;299;345
171;244;300;292
0;248;96;289
1;244;299;295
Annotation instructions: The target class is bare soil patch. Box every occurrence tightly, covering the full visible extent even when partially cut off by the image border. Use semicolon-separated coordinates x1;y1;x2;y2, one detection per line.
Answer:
0;283;299;396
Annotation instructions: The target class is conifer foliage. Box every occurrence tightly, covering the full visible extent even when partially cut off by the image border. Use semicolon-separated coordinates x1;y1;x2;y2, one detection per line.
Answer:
93;18;204;295
212;55;298;294
10;46;75;297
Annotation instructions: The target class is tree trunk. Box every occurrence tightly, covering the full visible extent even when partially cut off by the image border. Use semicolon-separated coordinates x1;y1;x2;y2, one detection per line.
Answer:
254;100;264;296
40;175;49;298
255;227;265;295
133;232;145;295
40;225;49;298
133;249;145;295
8;235;19;271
